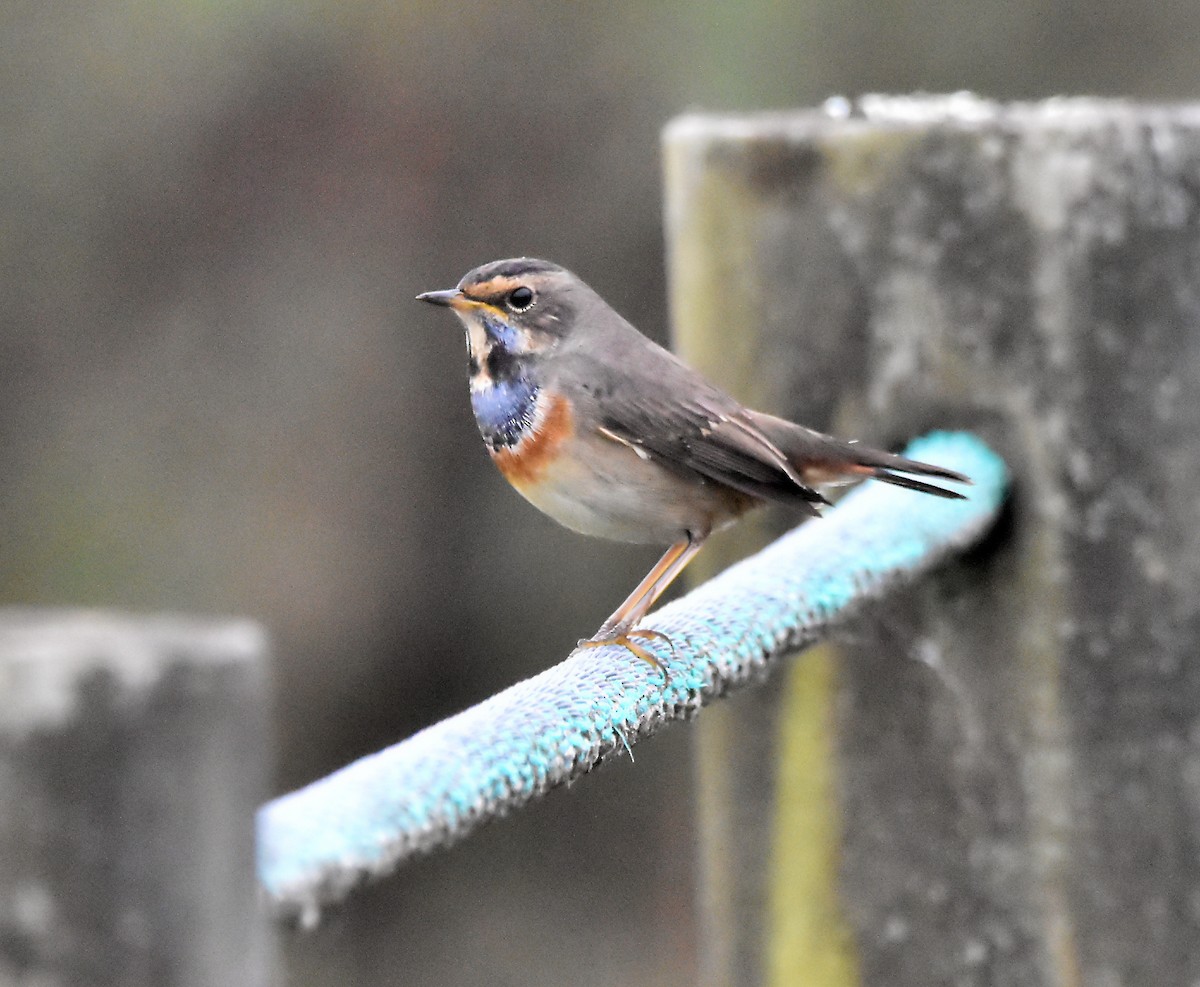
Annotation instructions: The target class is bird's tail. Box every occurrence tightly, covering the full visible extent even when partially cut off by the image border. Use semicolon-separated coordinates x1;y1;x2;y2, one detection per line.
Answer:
831;444;971;499
747;412;972;500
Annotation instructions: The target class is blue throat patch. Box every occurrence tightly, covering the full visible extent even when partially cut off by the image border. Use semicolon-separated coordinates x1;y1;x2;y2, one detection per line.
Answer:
471;376;539;449
481;313;520;350
469;313;539;449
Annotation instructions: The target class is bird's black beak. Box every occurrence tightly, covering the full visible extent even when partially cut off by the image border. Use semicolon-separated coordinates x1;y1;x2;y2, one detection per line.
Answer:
416;288;460;307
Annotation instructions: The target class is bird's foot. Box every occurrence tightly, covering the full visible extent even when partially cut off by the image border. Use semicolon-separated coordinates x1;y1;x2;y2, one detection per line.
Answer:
577;626;676;681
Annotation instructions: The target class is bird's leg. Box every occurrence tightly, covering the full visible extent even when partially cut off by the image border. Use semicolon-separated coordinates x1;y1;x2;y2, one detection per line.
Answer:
577;535;706;675
595;538;696;635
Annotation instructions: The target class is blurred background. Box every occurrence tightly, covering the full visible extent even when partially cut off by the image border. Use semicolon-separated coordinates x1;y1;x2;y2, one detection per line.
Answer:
4;1;1199;983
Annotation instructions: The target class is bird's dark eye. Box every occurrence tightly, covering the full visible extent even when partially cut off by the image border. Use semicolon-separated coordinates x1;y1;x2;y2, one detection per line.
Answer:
507;286;534;311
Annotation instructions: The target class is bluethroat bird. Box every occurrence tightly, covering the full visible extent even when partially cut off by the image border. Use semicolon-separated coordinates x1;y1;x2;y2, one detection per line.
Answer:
418;258;970;674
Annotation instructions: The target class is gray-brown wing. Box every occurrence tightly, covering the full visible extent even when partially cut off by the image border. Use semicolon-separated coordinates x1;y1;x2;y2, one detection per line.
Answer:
561;346;829;515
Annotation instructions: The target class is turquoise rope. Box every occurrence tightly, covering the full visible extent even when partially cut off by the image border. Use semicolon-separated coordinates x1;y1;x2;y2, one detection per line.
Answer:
258;431;1007;924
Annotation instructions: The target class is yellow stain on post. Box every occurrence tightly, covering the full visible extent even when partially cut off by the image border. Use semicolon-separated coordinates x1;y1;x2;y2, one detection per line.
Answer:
768;644;860;987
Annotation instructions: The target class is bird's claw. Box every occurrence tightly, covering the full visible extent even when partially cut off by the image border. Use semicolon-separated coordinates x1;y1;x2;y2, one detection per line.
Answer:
577;627;675;682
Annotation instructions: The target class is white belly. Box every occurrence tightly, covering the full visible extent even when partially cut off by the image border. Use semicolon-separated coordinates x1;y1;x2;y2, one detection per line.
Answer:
505;430;747;544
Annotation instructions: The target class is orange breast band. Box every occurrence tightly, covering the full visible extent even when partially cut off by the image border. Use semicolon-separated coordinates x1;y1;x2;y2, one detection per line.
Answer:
492;392;573;488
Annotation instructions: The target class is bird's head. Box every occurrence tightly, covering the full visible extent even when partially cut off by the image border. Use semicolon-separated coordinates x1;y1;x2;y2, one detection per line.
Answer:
417;258;585;364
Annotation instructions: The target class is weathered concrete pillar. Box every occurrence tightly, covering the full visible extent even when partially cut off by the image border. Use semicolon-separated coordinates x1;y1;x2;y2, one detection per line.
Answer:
664;95;1200;987
0;609;276;986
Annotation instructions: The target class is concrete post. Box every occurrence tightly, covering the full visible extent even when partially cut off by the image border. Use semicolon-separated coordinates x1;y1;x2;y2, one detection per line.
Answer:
664;95;1200;987
0;609;276;986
